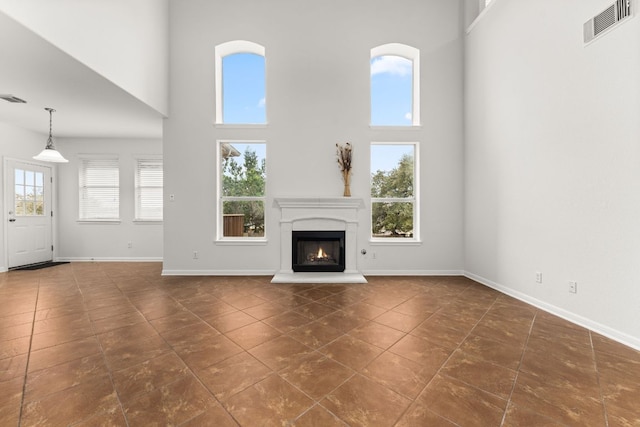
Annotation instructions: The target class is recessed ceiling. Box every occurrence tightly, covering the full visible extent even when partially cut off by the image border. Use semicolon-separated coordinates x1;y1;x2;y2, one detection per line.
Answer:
0;11;164;139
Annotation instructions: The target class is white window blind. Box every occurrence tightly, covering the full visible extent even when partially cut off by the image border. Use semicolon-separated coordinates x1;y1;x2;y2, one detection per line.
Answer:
79;157;119;220
135;158;163;221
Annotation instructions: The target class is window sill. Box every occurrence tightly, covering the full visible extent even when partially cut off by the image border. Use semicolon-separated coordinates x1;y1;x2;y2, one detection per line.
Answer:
215;238;268;246
369;125;423;131
77;219;121;224
369;238;422;246
214;123;268;130
133;220;163;225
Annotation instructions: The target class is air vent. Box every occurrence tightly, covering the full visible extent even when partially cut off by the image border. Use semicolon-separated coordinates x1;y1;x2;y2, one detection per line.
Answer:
584;0;633;43
0;94;27;103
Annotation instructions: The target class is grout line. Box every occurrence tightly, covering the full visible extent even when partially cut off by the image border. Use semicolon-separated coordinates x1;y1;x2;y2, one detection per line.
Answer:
17;272;41;427
589;330;610;427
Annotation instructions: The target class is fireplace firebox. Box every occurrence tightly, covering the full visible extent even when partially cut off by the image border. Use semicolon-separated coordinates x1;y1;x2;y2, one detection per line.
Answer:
292;231;345;272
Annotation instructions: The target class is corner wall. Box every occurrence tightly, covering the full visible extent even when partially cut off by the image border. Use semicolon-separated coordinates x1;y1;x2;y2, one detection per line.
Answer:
465;0;640;347
163;0;465;275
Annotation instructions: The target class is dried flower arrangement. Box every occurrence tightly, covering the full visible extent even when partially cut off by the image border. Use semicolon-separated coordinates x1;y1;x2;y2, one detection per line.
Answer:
336;142;352;196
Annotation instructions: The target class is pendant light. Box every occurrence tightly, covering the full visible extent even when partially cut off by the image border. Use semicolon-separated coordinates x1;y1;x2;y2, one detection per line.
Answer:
33;107;68;163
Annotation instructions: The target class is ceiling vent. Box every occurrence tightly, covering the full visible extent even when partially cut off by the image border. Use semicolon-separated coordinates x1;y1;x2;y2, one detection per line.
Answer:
584;0;632;43
0;94;27;103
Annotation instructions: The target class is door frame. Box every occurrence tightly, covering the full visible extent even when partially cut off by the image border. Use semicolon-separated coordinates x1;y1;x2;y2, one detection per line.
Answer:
3;156;60;271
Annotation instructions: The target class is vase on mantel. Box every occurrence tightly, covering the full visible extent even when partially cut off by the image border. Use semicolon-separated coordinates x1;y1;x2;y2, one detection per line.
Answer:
342;170;351;197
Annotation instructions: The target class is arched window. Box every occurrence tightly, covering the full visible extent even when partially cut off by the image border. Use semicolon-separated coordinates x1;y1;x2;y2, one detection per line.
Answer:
215;41;266;125
370;43;420;127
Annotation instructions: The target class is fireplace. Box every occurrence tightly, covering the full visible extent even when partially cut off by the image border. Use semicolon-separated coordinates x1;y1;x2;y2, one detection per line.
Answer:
292;231;345;272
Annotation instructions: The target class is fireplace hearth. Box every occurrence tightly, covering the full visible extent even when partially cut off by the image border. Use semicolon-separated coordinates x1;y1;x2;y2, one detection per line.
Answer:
292;231;345;272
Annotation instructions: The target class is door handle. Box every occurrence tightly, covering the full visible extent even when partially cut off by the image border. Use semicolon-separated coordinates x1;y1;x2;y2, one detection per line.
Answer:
9;218;15;222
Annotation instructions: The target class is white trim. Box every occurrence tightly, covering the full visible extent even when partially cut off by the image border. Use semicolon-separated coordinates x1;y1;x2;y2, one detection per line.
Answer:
369;239;422;246
76;220;121;224
363;269;464;276
271;272;367;284
370;43;420;127
465;271;640;352
467;0;498;34
215;239;268;246
57;257;163;262
162;269;275;276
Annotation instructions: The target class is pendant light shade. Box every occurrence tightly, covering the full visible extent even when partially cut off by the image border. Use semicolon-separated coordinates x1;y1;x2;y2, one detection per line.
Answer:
33;107;68;163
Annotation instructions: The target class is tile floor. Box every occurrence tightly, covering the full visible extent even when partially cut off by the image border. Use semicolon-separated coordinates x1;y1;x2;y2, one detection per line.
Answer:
1;262;639;426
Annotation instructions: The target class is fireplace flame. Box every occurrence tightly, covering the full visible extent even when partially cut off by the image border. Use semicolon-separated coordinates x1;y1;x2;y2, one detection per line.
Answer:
317;248;325;259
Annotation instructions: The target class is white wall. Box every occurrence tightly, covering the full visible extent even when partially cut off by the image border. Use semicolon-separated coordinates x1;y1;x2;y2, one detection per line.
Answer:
465;0;640;348
0;0;169;115
163;0;465;275
56;138;163;261
0;122;53;271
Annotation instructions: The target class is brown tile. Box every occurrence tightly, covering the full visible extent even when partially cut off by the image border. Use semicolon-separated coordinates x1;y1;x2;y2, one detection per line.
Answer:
184;299;237;319
72;406;128;427
30;322;96;351
111;352;189;402
263;310;311;333
21;375;119;426
28;336;102;372
511;371;606;426
295;288;334;301
520;342;598;388
25;353;110;402
198;351;271;402
363;293;409;310
97;322;160;352
288;320;343;349
458;334;525;370
226;321;282;350
605;399;640;427
418;311;479;334
3;311;35;327
341;301;386;320
294;302;336;320
529;316;591;349
86;303;139;322
373;310;426;332
419;374;507;426
0;335;31;359
395;402;457;426
388;334;451;368
471;313;532;346
592;332;640;362
280;352;354;400
320;335;383;371
0;322;34;342
242;301;286;320
391;295;442;317
175;334;243;371
179;404;238;427
123;374;217;426
348;321;406;349
103;333;171;371
362;351;435;399
148;309;203;334
219;292;267;310
0;376;24;427
595;351;640;416
160;322;220;348
250;336;313;371
292;404;347;426
440;349;517;399
410;320;468;351
318;310;367;333
502;402;566;426
0;353;28;381
204;310;257;333
321;374;411;427
225;374;313;426
91;311;147;334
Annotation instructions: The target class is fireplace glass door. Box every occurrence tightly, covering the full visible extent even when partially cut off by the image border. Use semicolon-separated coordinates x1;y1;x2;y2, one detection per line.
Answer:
292;231;345;272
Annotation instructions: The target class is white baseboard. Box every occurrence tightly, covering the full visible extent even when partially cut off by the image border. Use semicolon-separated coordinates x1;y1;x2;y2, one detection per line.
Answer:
362;269;464;276
465;271;640;352
56;257;163;263
271;272;367;284
161;269;276;276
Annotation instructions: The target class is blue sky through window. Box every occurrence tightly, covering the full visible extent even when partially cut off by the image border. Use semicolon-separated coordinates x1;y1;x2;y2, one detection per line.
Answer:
370;55;413;126
371;144;414;176
222;53;266;124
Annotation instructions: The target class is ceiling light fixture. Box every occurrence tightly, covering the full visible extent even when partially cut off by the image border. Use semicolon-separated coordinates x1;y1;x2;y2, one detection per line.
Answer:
33;107;68;163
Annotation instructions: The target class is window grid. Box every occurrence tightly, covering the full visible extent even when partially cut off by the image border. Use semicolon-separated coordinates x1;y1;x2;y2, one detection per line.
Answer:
15;169;45;216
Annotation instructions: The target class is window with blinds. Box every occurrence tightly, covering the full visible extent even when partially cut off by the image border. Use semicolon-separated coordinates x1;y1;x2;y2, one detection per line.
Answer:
79;157;120;220
135;158;163;221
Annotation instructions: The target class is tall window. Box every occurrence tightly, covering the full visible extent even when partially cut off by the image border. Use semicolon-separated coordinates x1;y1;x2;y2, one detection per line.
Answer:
215;41;266;125
79;156;119;220
218;141;266;238
15;169;44;216
371;143;418;239
370;43;420;126
135;157;163;221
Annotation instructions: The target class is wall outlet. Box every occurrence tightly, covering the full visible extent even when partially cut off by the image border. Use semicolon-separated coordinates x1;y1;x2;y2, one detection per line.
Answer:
569;281;578;294
193;251;198;259
127;241;132;249
535;272;542;283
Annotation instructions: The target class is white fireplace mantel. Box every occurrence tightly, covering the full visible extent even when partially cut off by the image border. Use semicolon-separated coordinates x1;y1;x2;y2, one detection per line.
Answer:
271;197;367;284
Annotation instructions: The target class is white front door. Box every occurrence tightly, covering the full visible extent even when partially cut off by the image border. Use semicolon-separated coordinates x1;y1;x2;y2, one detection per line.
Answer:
6;160;53;268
